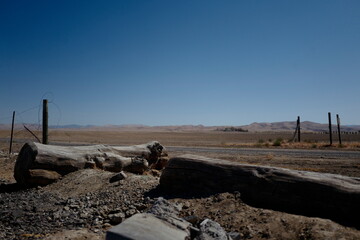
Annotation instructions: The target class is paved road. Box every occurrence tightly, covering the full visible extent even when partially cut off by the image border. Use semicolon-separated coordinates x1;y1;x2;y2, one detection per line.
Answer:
167;146;360;159
3;138;360;160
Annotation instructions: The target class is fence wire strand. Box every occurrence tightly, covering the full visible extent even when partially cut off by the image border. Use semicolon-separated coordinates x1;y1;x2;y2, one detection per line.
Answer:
1;93;62;145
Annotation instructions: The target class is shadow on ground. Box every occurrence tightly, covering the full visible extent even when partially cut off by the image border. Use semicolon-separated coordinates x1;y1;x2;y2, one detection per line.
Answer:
144;185;360;230
0;183;32;193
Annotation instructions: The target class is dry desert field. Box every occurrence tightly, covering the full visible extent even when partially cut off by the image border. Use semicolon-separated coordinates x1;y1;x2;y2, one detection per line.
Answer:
1;128;360;148
1;129;360;239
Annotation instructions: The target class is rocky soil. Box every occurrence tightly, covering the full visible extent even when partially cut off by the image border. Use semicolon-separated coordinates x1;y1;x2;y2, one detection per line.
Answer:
0;166;158;239
1;151;360;240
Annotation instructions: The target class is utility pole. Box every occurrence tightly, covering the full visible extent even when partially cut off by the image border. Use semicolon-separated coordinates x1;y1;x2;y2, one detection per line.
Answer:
9;111;15;154
42;99;48;144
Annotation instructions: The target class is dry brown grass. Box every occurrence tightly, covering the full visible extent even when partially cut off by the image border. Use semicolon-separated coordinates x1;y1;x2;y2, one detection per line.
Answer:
1;129;359;153
220;140;360;150
265;153;275;161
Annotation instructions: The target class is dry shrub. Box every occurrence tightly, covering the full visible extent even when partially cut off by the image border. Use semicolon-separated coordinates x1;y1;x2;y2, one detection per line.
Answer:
272;138;283;146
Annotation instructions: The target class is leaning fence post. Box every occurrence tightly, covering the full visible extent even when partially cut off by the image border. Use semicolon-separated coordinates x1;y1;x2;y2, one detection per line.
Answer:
328;112;332;145
42;99;48;144
9;111;15;154
337;114;342;145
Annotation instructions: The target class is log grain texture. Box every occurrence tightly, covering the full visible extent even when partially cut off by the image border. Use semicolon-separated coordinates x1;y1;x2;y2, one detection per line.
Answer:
15;141;167;185
160;154;360;227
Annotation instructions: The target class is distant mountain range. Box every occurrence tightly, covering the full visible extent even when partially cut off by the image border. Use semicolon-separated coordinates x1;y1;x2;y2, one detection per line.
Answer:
240;121;360;132
1;121;359;132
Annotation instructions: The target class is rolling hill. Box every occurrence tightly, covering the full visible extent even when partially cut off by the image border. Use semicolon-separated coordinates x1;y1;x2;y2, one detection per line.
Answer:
0;121;359;132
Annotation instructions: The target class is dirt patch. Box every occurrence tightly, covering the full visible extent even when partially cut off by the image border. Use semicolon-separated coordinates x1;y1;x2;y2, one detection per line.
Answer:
173;192;360;239
0;154;17;183
44;229;103;240
42;169;115;198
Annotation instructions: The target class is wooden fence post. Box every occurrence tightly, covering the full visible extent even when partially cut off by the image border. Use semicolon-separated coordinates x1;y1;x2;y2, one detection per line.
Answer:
328;112;332;145
9;111;15;154
337;114;342;145
297;116;301;142
42;99;48;144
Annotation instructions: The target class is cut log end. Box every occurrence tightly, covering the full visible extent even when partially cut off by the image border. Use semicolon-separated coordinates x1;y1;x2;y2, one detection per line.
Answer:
14;142;38;185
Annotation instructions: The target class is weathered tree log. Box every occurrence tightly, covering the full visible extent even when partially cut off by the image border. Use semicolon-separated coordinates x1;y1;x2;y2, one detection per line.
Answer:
14;141;167;185
160;154;360;228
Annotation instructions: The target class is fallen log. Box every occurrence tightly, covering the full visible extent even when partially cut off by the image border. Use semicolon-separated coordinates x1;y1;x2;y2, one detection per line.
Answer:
14;141;167;185
160;154;360;228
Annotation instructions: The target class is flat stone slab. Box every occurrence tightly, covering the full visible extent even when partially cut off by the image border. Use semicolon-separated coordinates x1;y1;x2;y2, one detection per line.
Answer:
106;213;190;240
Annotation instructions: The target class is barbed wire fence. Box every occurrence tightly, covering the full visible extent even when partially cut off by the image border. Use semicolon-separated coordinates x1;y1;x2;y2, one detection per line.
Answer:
0;93;62;153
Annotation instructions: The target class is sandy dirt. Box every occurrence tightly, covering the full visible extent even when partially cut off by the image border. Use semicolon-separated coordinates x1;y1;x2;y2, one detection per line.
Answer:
1;129;360;149
174;192;360;240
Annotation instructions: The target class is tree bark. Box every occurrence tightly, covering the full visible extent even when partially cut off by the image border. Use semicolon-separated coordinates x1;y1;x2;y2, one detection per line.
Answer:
15;141;167;185
160;154;360;228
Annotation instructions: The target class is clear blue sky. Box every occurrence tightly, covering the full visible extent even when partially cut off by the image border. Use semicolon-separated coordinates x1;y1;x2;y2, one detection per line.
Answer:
1;0;359;126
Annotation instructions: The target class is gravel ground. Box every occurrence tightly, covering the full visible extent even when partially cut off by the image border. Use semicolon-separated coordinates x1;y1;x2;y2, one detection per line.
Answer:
0;169;158;239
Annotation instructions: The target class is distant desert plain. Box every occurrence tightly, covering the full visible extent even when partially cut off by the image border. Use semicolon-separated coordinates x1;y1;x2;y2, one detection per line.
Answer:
1;121;360;153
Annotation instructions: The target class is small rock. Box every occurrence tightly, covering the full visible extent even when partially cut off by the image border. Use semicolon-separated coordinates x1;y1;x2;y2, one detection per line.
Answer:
147;197;182;218
108;212;125;225
109;171;127;183
183;201;191;209
103;223;112;229
228;231;241;240
198;219;228;240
